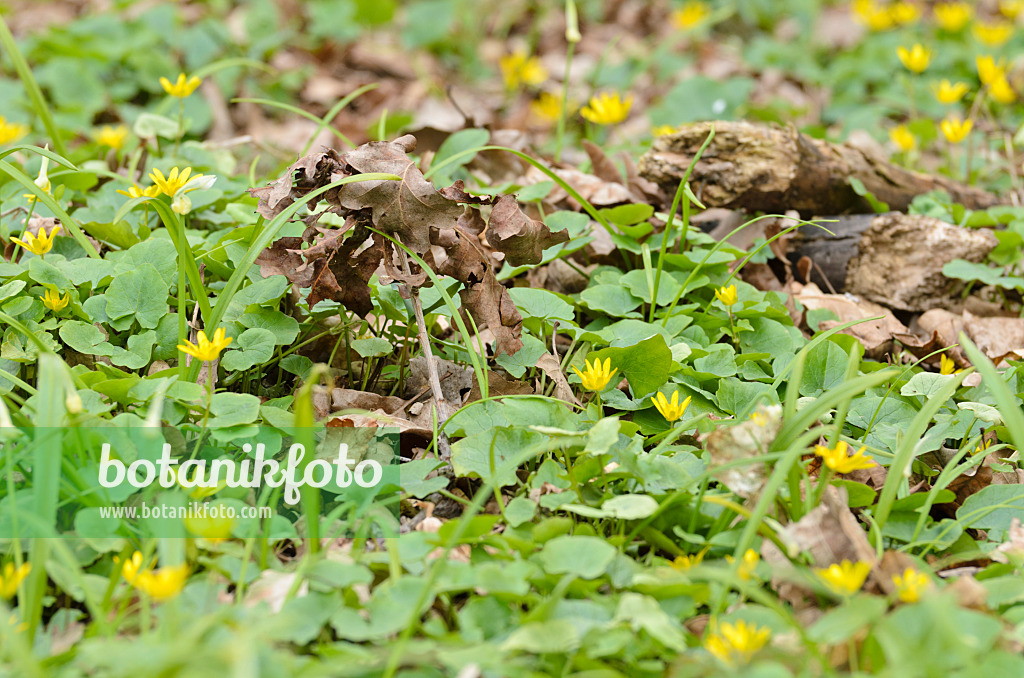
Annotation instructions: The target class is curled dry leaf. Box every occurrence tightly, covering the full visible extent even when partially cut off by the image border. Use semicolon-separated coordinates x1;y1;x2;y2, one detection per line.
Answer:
793;282;909;358
704;404;782;498
487;194;569;266
761;486;878;609
535;352;581;406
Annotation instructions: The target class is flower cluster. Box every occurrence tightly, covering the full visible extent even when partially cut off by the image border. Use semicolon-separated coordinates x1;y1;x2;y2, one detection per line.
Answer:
704;619;771;666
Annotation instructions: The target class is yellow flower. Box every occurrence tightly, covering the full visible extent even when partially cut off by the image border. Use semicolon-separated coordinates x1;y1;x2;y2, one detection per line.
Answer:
1001;0;1024;19
814;440;878;473
939;354;961;375
160;72;202;98
974;437;992;455
672;1;711;30
715;284;738;307
892;567;930;602
499;51;548;90
42;287;69;312
580;92;633;125
116;184;161;199
118;551;147;585
853;0;894;31
0;116;29;145
149;166;207;197
178;327;233;362
0;562;31;599
896;44;931;73
726;548;760;580
134;564;189;600
976;55;1006;85
23;154;51;203
889;124;916;152
973;21;1014;47
815;559;872;596
940;115;973;143
530;91;575;122
652;391;692;422
652;124;677;136
11;223;61;257
888;1;920;25
704;619;771;666
932;79;970;104
572;357;617;391
933;2;972;31
93;124;129;151
990;75;1017;103
671;547;708;571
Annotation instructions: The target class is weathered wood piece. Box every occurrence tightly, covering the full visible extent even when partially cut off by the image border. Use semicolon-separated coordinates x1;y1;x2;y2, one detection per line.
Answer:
639;121;999;215
785;212;997;311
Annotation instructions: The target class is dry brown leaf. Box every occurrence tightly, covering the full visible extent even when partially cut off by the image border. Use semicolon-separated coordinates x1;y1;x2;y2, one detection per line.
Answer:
486;194;569;266
794;283;909;357
535;352;581;406
963;311;1024;366
704;404;782;498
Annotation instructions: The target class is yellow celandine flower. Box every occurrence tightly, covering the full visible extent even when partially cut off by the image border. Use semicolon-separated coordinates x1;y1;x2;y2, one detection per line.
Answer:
0;116;29;145
932;79;970;104
671;1;711;30
530;92;575;122
134;564;189;601
652;124;677;137
853;0;894;31
572;357;617;391
892;567;930;602
23;154;51;203
178;327;233;362
652;391;692;422
889;124;916;151
973;21;1014;47
93;124;129;151
933;2;972;32
116;183;161;199
990;76;1017;104
580;92;633;125
499;50;548;90
0;562;31;599
42;287;69;312
726;548;760;580
939;354;961;375
704;620;771;666
117;550;146;585
896;44;931;73
671;547;709;571
815;440;878;473
888;1;920;25
940;116;973;143
815;559;872;596
160;72;202;98
11;223;61;257
976;55;1006;85
149;166;205;197
715;284;738;307
973;437;993;455
1001;0;1024;19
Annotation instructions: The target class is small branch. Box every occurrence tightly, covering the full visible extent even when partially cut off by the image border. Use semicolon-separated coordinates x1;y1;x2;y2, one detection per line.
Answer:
393;238;454;461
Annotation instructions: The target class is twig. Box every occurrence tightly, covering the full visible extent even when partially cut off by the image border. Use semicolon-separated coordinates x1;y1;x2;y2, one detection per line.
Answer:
393;237;454;461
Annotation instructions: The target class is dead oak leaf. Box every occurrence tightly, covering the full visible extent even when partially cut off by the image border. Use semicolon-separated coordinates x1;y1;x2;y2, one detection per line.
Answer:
487;194;569;267
333;134;463;255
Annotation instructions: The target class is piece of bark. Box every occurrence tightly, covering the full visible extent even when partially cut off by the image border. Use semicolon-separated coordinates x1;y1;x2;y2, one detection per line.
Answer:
639;121;999;215
784;213;997;311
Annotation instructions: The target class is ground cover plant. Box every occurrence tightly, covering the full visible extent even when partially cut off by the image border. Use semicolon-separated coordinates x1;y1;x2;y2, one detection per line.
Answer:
1;0;1024;676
